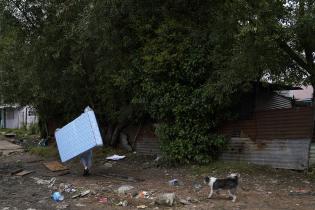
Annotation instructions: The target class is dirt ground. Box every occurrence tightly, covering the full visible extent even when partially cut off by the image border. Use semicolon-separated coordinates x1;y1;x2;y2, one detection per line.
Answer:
1;138;315;210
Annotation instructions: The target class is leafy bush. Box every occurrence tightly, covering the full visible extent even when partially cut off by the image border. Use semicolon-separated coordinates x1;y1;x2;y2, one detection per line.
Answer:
157;123;228;165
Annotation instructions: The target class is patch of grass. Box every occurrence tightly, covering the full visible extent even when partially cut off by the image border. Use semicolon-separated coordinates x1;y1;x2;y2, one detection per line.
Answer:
29;146;58;159
191;160;273;176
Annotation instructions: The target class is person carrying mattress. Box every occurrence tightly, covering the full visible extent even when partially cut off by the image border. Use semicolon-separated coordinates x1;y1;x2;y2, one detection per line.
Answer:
80;106;94;176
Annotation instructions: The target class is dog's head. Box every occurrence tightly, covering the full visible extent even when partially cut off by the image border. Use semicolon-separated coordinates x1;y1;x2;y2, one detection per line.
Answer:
227;173;240;179
204;176;210;184
204;176;217;186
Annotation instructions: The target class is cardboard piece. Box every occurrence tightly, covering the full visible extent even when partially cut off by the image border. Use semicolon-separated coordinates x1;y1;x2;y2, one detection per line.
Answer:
43;161;68;172
15;170;34;176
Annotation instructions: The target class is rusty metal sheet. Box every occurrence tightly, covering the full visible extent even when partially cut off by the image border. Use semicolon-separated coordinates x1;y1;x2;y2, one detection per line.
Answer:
220;137;311;170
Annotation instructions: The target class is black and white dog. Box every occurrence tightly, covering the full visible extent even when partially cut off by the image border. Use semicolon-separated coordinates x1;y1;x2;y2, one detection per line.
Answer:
204;173;240;202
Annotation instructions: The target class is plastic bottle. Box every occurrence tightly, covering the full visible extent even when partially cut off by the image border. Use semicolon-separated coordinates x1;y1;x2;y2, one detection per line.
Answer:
51;192;64;202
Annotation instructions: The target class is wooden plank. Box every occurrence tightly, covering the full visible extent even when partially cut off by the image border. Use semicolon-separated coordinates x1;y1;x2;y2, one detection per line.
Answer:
15;170;34;176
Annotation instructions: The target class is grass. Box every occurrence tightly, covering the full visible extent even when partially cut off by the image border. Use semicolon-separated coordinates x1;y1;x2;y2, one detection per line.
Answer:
29;145;59;159
0;127;40;139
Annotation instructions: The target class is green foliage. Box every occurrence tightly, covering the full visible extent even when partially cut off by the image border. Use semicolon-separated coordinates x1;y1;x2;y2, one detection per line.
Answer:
1;0;314;164
158;123;228;165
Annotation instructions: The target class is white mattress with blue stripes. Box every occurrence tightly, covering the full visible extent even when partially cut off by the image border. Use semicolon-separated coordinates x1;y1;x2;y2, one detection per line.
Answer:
55;110;103;162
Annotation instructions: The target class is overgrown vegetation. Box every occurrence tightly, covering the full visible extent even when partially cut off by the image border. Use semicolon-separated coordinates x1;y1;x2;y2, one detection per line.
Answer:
0;0;314;164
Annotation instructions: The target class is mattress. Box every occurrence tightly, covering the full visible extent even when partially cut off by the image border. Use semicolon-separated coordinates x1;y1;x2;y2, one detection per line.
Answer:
55;110;103;162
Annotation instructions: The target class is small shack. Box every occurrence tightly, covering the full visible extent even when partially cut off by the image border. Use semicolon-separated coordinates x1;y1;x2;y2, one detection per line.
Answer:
220;84;314;170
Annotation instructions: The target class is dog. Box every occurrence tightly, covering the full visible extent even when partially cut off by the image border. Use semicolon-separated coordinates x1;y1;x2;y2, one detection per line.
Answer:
204;173;240;202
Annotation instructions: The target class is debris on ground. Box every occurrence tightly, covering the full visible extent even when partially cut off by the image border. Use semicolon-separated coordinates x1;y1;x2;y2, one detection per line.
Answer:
106;154;126;161
289;190;315;196
75;203;86;207
98;197;108;204
51;192;64;202
193;183;202;191
155;193;176;206
15;170;34;177
168;179;181;186
43;161;68;172
72;190;91;199
117;185;134;195
116;200;128;207
56;203;69;209
104;163;113;168
136;191;150;199
80;190;91;197
59;183;76;193
31;177;56;188
137;204;148;209
179;198;191;205
10;168;23;175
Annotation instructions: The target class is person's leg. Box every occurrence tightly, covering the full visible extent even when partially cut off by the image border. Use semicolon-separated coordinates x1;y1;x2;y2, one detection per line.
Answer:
80;150;92;176
86;149;93;170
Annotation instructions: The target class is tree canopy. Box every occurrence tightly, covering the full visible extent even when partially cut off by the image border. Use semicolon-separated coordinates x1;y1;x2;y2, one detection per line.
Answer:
0;0;314;164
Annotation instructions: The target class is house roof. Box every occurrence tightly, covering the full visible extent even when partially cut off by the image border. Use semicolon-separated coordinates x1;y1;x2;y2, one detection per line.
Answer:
292;86;313;101
0;104;20;109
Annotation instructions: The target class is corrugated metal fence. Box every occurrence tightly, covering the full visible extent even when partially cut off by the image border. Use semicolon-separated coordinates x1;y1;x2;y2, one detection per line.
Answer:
220;107;314;170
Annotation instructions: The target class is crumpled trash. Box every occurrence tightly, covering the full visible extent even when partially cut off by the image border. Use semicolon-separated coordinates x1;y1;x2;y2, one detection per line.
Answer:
71;190;91;199
137;205;148;209
117;200;128;207
106;154;126;161
168;179;181;186
193;183;202;191
179;198;191;205
31;177;56;188
51;192;64;202
59;183;76;193
155;193;176;206
98;197;108;204
136;191;150;199
117;185;134;195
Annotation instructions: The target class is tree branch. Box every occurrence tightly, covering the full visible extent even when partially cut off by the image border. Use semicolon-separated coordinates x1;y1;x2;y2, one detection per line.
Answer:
278;40;311;73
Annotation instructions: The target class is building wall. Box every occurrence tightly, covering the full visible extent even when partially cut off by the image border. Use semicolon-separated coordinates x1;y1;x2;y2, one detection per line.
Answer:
220;107;314;170
2;106;38;129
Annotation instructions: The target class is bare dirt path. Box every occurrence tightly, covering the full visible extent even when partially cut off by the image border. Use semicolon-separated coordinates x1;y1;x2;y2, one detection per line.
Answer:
1;141;315;210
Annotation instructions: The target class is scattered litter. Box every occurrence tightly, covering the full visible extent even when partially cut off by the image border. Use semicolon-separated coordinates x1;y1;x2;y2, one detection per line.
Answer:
117;185;134;194
179;198;191;205
10;169;23;175
104;162;113;168
38;138;48;147
137;205;148;209
193;183;202;191
75;203;86;207
59;183;76;193
44;161;68;172
56;204;69;209
72;190;91;199
168;179;181;186
117;200;128;207
51;192;64;202
106;154;126;161
289;190;315;196
155;193;175;206
80;190;91;197
98;197;108;204
136;191;150;199
154;156;161;162
15;170;34;177
31;177;56;187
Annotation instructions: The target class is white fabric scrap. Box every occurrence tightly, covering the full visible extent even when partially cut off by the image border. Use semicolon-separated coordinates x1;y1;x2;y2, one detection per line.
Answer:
106;154;126;161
